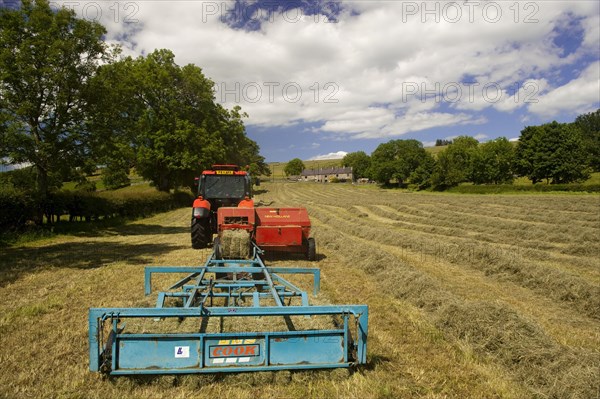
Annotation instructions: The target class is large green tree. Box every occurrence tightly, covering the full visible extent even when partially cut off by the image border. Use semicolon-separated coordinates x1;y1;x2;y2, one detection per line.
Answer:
574;109;600;172
0;0;110;195
471;137;515;184
515;121;590;184
409;151;436;189
369;139;431;185
431;136;479;189
86;55;139;189
284;158;304;176
342;151;371;180
90;49;267;191
132;50;225;191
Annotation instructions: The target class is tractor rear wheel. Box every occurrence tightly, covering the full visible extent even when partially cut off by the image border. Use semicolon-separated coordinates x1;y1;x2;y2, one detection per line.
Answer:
307;237;316;261
191;218;211;249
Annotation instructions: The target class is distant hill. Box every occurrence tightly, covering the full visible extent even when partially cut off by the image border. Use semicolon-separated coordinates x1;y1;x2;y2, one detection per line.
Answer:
425;145;448;156
266;159;343;179
267;145;458;179
266;148;449;178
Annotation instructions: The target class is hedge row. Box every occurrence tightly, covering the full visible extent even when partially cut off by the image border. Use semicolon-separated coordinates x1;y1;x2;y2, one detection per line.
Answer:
0;188;194;230
447;183;600;194
0;189;37;229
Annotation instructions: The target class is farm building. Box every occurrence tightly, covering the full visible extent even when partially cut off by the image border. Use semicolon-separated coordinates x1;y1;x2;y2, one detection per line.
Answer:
300;167;353;182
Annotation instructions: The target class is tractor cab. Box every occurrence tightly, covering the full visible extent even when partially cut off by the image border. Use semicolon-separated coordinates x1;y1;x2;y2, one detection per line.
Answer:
196;165;252;208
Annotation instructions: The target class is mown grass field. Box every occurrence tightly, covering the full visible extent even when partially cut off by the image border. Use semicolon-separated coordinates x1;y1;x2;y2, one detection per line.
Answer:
0;182;598;398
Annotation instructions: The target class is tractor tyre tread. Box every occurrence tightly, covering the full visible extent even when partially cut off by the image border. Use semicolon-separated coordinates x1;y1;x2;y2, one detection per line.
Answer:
191;219;210;249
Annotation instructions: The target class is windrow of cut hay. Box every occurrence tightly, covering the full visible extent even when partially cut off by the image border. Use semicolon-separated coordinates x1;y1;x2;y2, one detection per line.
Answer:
364;202;600;266
310;212;599;398
293;195;600;320
342;201;598;319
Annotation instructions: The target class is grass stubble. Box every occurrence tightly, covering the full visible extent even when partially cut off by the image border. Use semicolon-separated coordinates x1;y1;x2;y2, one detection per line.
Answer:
0;182;598;398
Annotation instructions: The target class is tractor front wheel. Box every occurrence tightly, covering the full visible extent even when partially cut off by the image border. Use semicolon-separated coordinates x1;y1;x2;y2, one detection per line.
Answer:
307;237;316;261
191;218;211;249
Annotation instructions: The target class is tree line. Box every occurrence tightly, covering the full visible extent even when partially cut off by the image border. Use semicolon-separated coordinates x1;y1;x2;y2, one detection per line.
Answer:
0;0;269;198
343;109;599;189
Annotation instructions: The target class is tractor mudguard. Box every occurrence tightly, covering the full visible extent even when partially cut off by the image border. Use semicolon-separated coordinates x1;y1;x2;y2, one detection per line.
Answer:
192;197;211;219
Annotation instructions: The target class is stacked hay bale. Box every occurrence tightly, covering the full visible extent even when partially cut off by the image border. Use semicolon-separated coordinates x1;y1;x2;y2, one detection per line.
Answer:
220;229;251;259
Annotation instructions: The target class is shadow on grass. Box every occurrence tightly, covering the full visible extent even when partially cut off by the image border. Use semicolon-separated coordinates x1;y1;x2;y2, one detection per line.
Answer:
0;217;189;247
0;240;187;287
357;353;392;372
260;251;327;263
66;223;189;237
109;373;223;386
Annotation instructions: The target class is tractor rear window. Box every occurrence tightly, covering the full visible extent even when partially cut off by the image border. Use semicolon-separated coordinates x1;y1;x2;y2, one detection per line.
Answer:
203;175;246;198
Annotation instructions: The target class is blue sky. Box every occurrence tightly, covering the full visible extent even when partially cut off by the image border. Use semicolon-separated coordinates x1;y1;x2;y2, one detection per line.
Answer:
7;0;599;162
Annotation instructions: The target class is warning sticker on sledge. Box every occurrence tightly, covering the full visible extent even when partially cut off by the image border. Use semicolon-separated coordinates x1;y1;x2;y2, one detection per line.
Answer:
174;346;190;358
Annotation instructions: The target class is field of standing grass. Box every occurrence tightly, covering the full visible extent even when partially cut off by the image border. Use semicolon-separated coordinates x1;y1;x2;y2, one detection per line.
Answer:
0;182;598;398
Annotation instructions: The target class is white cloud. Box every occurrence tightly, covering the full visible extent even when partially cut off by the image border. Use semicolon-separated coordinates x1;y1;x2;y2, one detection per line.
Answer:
581;14;600;49
332;112;487;139
529;61;600;117
55;1;600;139
454;79;551;113
308;151;348;160
318;107;396;134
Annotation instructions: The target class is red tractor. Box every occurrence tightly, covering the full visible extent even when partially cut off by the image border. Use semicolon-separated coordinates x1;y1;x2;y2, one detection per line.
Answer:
191;165;316;260
191;165;253;249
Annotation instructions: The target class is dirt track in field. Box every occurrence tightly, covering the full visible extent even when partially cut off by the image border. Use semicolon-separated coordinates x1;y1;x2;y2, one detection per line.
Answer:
0;182;598;398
